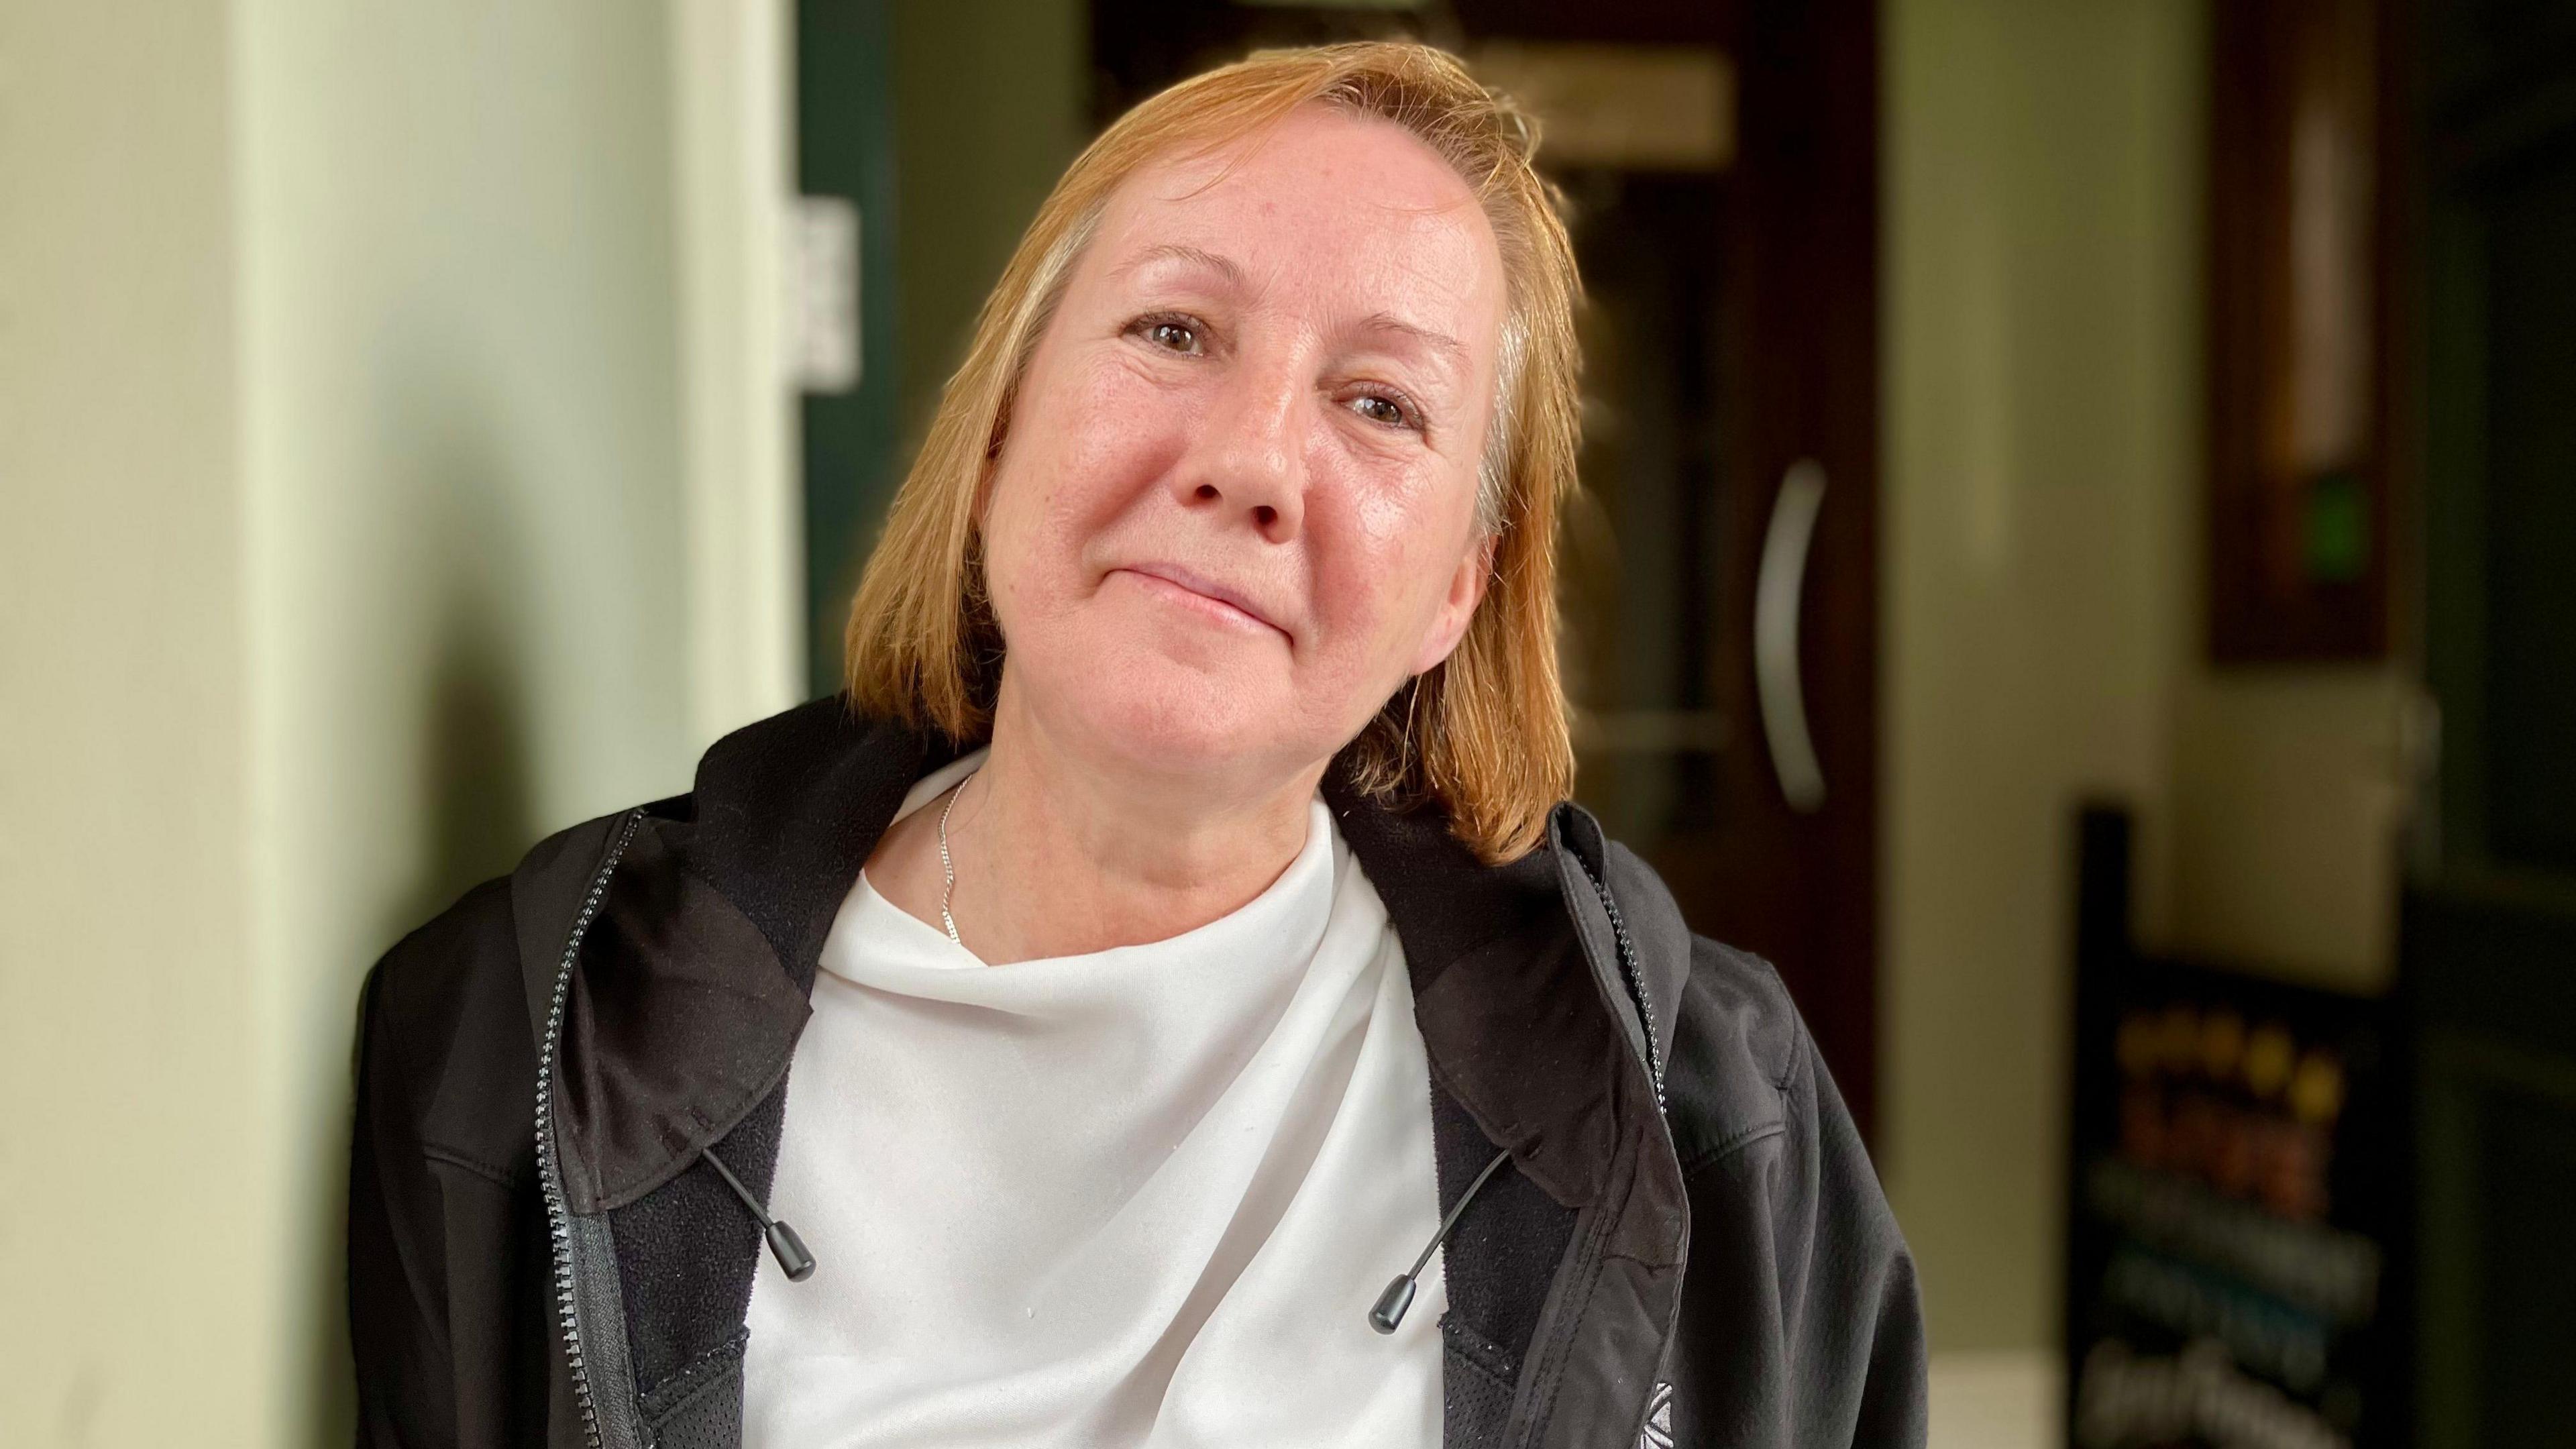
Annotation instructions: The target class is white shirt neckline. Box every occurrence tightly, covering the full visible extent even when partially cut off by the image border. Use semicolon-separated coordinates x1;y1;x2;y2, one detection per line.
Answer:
743;749;1447;1448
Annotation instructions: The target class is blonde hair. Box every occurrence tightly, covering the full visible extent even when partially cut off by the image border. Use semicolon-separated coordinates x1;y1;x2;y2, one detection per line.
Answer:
844;40;1580;862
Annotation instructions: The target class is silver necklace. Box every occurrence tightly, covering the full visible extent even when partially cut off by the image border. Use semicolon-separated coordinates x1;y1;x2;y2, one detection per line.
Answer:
936;784;965;946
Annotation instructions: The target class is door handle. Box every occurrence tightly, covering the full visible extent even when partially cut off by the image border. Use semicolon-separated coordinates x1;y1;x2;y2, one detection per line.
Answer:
1754;459;1828;813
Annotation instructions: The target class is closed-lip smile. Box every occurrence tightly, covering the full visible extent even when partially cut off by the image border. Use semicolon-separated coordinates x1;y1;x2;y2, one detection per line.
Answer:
1112;564;1289;638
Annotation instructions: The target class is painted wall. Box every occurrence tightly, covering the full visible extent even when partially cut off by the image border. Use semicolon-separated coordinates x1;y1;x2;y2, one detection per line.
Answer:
2;1;790;1440
0;5;264;1441
1883;0;2415;1360
2168;667;2414;989
234;3;706;1434
1882;0;2202;1354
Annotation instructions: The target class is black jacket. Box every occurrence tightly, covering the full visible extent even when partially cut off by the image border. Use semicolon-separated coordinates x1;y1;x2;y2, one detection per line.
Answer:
349;698;1925;1448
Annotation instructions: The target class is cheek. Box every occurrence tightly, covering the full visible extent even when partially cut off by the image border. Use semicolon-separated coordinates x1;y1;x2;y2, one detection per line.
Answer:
987;363;1188;612
1307;474;1474;669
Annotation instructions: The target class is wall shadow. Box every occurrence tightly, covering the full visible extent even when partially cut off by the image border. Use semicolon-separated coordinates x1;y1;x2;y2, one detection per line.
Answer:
314;368;543;1448
401;605;539;927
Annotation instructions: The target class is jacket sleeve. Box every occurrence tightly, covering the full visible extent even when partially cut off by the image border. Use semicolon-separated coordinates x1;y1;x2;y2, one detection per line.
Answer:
347;877;554;1448
349;953;449;1448
1781;1016;1928;1446
1670;949;1928;1448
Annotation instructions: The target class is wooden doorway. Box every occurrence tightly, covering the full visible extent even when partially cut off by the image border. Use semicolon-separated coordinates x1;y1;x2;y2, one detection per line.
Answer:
2406;0;2576;1440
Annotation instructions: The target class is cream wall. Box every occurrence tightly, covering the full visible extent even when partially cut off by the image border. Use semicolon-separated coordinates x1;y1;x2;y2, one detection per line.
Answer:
2168;667;2415;989
0;4;266;1442
1883;0;2416;1364
673;0;806;751
235;2;707;1435
1;1;793;1442
1882;0;2200;1354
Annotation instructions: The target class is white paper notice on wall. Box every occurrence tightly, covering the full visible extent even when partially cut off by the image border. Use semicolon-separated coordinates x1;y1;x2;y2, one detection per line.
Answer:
790;195;861;394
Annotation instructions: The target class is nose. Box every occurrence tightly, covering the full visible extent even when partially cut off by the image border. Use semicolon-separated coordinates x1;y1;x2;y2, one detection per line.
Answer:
1171;357;1305;543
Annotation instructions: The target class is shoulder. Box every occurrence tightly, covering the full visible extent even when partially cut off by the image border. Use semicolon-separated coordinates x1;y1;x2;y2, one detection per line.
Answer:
365;809;641;1039
357;809;641;1172
1575;818;1808;1174
1665;934;1811;1175
1676;935;1805;1093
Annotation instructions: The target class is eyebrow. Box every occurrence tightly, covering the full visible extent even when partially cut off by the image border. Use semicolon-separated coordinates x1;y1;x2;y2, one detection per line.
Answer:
1108;243;1246;287
1109;244;1472;380
1354;310;1471;376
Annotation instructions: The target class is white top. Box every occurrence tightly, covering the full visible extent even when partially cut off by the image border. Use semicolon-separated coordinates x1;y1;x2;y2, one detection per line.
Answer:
742;752;1446;1448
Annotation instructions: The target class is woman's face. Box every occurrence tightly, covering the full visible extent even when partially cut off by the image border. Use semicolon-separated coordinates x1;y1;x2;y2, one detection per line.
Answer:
980;104;1507;788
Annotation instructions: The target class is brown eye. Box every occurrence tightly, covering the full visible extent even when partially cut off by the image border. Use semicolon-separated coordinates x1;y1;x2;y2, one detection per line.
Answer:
1352;394;1410;429
1142;319;1199;354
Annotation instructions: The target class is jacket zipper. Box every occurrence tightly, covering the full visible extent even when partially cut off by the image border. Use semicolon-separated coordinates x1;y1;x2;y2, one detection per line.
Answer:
1576;851;1666;1109
535;809;645;1449
1572;847;1680;1449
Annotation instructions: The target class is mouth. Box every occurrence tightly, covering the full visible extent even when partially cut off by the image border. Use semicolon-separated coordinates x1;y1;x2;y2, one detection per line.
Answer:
1110;564;1291;639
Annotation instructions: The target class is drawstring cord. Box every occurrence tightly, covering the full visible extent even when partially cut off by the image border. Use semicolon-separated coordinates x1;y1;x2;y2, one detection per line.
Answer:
1369;1148;1512;1334
708;1129;1513;1330
710;1128;1511;1340
703;1145;816;1282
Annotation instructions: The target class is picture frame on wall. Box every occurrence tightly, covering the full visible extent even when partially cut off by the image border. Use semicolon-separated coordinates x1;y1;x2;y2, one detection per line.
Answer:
2206;0;2403;662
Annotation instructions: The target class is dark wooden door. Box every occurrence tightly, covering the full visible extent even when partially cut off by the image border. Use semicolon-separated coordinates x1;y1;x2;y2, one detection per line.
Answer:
2405;0;2576;1442
1094;0;1884;1136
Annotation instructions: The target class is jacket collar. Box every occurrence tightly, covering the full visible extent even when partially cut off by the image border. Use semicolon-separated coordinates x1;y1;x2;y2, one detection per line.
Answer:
541;696;1681;1207
681;700;948;994
666;699;1670;1205
1323;772;1642;1211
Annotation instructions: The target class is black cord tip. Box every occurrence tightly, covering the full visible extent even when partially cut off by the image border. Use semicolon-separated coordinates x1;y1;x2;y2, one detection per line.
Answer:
767;1220;815;1282
1368;1275;1416;1334
1365;1148;1512;1339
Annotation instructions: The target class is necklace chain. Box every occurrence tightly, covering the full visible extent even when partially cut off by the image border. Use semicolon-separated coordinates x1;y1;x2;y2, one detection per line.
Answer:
936;784;965;947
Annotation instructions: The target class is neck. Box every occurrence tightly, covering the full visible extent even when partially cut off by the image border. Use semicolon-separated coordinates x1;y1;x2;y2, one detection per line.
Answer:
926;688;1325;963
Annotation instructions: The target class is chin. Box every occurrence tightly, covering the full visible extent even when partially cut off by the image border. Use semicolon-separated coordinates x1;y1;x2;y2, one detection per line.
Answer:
1037;651;1324;784
1095;673;1289;770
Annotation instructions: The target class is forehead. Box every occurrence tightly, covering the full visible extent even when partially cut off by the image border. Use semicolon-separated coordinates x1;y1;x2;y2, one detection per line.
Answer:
1085;105;1505;327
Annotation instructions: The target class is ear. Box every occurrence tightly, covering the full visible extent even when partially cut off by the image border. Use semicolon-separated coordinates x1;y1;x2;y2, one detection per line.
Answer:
1406;531;1497;676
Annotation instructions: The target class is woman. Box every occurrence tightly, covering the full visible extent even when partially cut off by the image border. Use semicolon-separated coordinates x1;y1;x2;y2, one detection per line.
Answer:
349;41;1923;1449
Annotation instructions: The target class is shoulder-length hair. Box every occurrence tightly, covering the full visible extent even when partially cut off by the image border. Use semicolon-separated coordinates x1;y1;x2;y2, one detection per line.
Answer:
844;40;1581;863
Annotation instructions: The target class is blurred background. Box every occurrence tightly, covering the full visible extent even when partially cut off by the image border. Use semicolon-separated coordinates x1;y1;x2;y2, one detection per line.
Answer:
3;0;2569;1444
